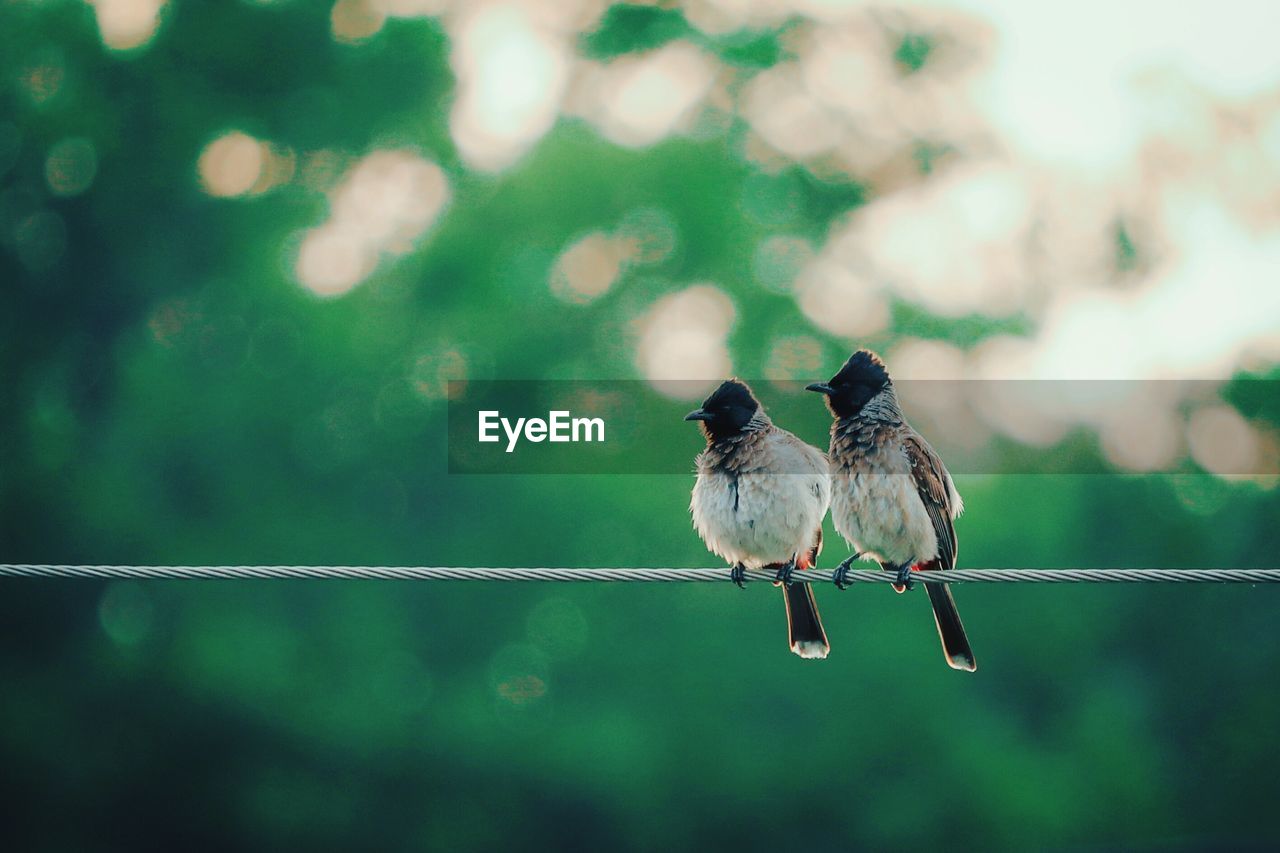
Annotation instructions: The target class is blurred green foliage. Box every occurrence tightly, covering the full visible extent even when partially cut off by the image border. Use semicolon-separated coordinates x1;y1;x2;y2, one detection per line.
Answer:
893;32;934;74
582;4;786;68
3;2;1280;851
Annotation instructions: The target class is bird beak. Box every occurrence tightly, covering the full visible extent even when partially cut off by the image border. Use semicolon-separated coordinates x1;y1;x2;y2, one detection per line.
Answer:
805;383;834;395
684;409;712;422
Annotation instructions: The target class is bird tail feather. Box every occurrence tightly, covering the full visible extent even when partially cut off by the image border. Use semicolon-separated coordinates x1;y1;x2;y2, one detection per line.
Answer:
882;559;976;671
783;582;830;660
920;562;976;671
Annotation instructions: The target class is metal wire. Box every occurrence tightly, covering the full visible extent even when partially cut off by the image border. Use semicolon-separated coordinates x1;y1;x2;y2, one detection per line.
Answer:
1;564;1278;583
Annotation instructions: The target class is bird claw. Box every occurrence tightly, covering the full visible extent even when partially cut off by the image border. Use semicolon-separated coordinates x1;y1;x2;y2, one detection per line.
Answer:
774;559;796;587
730;563;746;589
895;563;916;592
832;554;859;590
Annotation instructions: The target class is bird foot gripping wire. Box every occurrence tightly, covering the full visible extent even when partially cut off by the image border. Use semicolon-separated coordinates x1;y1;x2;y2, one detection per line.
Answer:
774;558;797;587
894;562;916;592
730;563;746;589
832;553;861;590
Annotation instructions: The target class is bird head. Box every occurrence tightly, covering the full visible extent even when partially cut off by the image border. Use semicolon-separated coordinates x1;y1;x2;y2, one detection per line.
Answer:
806;349;891;418
685;379;761;440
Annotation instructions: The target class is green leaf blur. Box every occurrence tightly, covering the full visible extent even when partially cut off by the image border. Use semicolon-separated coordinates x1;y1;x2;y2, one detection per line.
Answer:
3;1;1280;850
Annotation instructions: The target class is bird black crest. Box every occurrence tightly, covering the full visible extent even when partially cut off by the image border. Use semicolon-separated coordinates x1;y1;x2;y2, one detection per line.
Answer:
702;379;759;413
688;378;762;440
831;350;890;389
812;350;891;418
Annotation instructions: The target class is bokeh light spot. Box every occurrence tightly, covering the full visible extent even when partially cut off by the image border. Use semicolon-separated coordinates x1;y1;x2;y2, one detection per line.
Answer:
449;3;571;171
148;297;198;348
573;41;718;148
614;207;677;265
1188;405;1258;476
794;257;889;338
753;235;814;294
45;137;97;198
331;0;386;43
550;231;632;304
744;62;842;160
850;162;1032;318
198;131;266;198
1101;406;1181;473
295;225;371;297
88;0;168;51
410;346;469;401
295;150;449;297
20;55;66;106
489;643;550;707
763;334;825;384
636;284;736;399
373;0;449;15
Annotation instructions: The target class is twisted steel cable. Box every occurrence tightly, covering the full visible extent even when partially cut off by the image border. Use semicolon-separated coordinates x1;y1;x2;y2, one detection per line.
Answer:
1;565;1278;583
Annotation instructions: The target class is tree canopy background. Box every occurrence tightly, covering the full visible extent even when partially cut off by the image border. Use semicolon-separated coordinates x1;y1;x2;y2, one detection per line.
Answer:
3;0;1280;849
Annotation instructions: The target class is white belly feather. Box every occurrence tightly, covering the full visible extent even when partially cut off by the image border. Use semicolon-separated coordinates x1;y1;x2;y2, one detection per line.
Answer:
830;450;937;567
690;434;830;569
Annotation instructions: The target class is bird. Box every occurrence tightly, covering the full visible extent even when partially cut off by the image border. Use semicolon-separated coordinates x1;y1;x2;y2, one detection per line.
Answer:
685;379;832;659
806;350;976;672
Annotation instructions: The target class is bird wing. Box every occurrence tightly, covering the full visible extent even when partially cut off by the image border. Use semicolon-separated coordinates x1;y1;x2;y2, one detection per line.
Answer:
805;525;823;568
903;433;957;570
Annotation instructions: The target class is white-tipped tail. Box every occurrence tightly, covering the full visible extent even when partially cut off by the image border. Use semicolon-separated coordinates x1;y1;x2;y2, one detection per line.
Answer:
926;582;976;672
791;640;830;660
783;582;830;660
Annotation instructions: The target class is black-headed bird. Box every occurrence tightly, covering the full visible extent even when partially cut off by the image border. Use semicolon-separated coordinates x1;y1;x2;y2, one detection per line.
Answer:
807;351;976;672
686;379;831;659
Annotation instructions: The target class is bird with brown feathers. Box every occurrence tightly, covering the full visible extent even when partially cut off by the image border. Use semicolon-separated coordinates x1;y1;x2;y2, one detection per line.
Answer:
686;379;832;659
807;350;977;672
